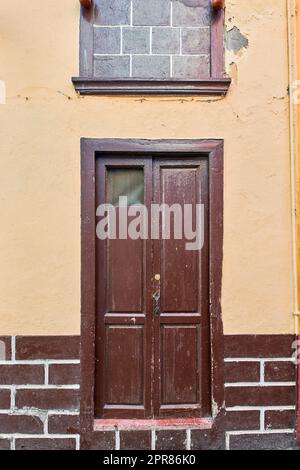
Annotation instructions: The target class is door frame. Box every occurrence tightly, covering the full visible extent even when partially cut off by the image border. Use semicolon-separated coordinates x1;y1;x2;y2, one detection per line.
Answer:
80;139;224;447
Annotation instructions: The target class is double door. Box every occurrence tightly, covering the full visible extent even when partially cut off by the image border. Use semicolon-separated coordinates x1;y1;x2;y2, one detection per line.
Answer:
94;155;210;419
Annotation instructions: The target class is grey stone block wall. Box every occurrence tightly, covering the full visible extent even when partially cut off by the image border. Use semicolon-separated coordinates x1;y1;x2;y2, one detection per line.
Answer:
92;0;212;80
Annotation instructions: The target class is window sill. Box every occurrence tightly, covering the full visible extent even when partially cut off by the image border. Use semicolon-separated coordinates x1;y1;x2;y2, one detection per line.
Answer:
94;417;214;431
72;78;231;97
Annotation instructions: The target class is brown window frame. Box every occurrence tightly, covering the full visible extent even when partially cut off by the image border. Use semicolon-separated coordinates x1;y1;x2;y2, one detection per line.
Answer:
80;138;224;447
72;6;231;96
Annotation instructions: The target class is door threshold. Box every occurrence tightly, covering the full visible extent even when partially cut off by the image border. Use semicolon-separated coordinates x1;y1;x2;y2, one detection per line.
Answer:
94;417;213;431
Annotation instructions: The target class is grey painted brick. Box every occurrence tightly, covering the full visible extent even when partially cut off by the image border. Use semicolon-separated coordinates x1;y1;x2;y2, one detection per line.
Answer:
132;55;170;79
94;28;121;54
152;27;180;54
94;0;131;26
123;27;150;54
94;55;130;78
172;0;211;27
133;0;171;26
181;27;210;55
173;55;210;79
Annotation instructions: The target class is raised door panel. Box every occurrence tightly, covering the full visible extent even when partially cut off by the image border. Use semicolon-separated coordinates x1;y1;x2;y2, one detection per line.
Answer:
161;325;200;406
161;167;199;313
105;326;144;406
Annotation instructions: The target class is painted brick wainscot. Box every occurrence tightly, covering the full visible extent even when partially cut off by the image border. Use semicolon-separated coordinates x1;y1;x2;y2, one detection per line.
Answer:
0;335;297;450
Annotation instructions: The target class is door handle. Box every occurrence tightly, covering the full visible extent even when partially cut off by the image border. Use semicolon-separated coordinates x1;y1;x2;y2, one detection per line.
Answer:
153;290;160;316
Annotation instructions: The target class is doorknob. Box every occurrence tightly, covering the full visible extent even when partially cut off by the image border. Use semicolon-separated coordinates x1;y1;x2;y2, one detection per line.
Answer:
153;290;160;316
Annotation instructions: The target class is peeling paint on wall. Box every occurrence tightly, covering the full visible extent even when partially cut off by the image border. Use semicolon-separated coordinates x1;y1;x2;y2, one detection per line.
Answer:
225;26;249;53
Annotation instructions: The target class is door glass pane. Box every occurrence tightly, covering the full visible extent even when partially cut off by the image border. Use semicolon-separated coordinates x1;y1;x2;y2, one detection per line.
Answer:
107;168;144;206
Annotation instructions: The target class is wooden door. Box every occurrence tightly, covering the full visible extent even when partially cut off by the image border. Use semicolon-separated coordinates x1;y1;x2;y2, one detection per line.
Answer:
94;155;210;419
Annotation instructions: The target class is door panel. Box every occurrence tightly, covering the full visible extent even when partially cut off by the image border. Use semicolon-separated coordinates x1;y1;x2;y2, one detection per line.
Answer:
161;325;200;405
160;167;199;313
107;168;145;313
105;326;144;406
108;236;143;313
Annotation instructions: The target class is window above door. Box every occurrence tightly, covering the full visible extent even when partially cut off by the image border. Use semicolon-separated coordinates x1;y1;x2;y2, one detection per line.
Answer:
72;0;231;96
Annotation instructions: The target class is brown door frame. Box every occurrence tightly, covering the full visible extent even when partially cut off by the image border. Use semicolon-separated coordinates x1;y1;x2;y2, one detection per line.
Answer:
80;139;224;447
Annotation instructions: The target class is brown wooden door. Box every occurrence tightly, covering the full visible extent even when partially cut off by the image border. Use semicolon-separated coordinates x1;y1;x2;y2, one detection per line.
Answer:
95;155;210;419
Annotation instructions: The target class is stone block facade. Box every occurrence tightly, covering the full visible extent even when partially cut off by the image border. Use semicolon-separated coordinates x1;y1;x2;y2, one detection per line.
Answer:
92;0;212;79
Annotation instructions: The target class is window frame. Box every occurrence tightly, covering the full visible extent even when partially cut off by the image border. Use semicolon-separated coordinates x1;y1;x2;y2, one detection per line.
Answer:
72;5;231;96
80;138;225;447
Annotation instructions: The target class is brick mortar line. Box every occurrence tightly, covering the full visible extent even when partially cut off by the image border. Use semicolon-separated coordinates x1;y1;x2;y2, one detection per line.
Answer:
0;433;80;439
44;412;48;434
225;432;230;451
11;337;16;361
224;382;296;387
0;410;79;416
226;406;296;411
10;385;15;409
260;409;265;431
179;28;182;55
120;26;123;55
260;361;264;383
186;429;191;450
0;360;80;365
149;27;152;55
151;429;155;450
44;363;49;386
93;25;210;30
224;358;296;363
115;430;120;450
227;429;295;436
93;53;209;57
0;385;80;390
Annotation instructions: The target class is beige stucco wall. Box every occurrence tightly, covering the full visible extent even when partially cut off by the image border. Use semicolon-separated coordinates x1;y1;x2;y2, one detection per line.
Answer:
0;0;294;335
